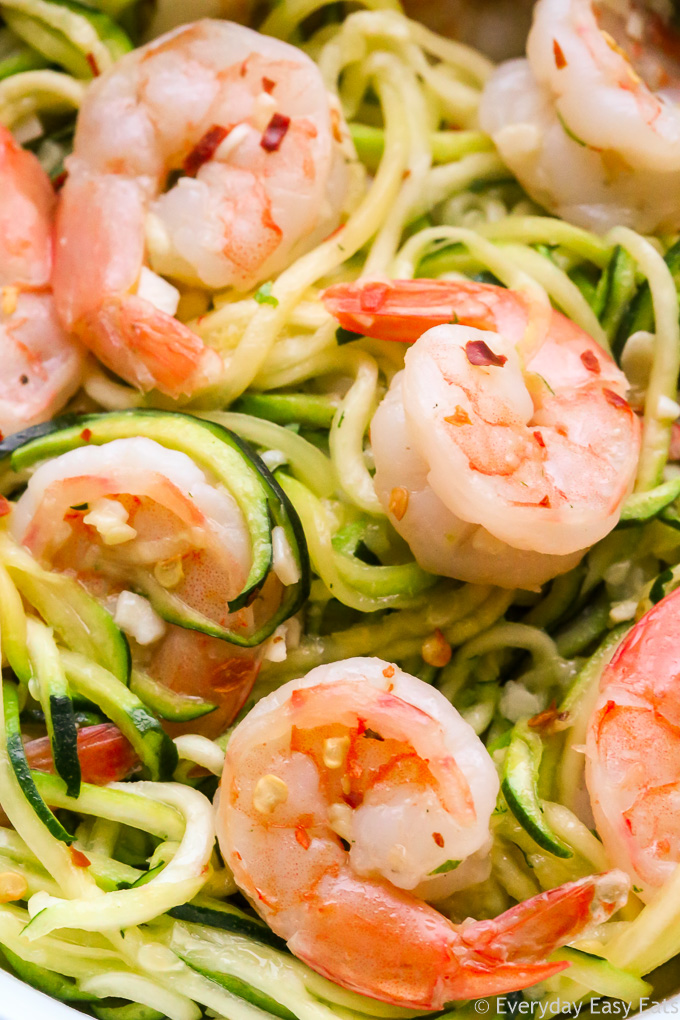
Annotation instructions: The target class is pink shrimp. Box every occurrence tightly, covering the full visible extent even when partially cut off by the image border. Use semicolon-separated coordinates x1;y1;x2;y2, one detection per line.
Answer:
0;124;83;437
52;19;351;399
322;279;640;589
26;723;139;785
218;657;629;1008
479;0;680;233
9;437;272;738
586;586;680;900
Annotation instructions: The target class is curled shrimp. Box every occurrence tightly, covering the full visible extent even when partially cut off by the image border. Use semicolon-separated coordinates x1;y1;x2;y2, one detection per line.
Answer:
0;124;83;437
52;19;353;398
9;437;277;736
480;0;680;233
322;279;640;589
586;586;680;899
218;656;629;1007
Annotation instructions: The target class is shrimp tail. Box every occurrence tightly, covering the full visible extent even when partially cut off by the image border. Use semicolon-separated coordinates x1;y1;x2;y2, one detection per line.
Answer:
322;280;526;342
442;870;631;1001
76;297;223;398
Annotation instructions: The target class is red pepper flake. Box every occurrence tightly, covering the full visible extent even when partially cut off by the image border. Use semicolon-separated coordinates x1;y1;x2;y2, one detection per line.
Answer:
465;340;507;368
52;171;67;192
80;428;92;442
533;430;546;448
604;388;629;409
86;52;100;76
0;495;11;517
69;847;91;868
262;77;276;94
261;113;291;153
382;664;395;679
553;39;567;69
183;125;229;178
445;406;471;426
343;790;364;809
356;718;366;737
580;349;601;374
325;223;345;243
295;826;311;850
432;832;444;848
539;495;551;507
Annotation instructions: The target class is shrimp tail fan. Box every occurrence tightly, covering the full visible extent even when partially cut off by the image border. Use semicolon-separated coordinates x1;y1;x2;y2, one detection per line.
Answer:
441;870;631;1001
77;297;223;398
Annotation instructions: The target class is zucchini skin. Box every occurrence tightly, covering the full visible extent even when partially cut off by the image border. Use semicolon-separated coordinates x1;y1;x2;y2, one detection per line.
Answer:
0;410;310;647
618;477;680;528
614;237;680;359
501;726;573;859
48;694;81;799
2;680;74;845
168;902;287;951
129;669;217;723
0;944;98;1003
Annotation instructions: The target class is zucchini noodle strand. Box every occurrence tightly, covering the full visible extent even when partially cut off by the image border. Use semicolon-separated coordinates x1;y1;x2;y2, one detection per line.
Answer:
608;226;680;491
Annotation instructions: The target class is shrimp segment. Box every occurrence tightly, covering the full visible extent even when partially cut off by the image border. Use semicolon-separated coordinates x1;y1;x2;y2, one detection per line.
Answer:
10;438;272;737
0;125;83;436
52;20;351;398
218;657;629;1007
479;0;680;233
586;587;680;899
323;280;640;589
26;724;139;785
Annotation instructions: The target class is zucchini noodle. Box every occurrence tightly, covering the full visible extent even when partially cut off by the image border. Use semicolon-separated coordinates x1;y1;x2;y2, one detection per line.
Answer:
1;0;680;1017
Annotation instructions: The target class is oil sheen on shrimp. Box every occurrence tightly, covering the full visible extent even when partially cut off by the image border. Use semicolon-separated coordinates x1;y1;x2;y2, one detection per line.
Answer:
480;0;680;233
52;19;353;398
586;586;680;899
9;437;275;736
218;657;630;1008
0;124;83;437
323;279;640;589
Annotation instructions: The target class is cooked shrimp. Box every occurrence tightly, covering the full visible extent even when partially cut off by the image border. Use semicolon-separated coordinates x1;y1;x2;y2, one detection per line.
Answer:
0;124;83;437
9;437;273;737
218;656;629;1007
52;19;352;398
322;279;640;589
26;723;139;785
586;586;680;900
479;0;680;233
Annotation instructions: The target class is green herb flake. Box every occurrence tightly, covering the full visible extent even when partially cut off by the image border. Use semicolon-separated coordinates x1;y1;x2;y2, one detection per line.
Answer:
557;112;587;148
254;281;279;307
429;859;461;876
